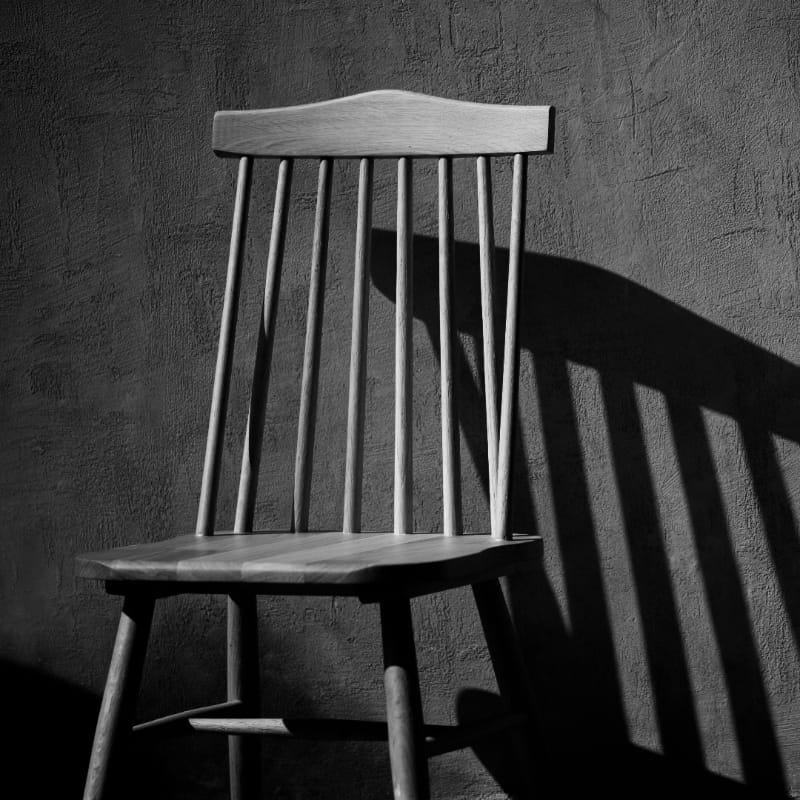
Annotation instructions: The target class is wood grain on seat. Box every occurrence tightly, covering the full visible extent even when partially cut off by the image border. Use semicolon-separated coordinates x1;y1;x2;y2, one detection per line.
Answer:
76;532;541;588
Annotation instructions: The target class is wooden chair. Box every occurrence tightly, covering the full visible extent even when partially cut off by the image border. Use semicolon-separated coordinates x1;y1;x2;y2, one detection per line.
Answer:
77;90;553;800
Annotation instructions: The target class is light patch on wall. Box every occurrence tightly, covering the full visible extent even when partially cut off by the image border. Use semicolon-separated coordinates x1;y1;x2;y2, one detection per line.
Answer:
640;388;742;777
770;432;800;540
655;397;743;781
570;360;660;751
702;408;797;783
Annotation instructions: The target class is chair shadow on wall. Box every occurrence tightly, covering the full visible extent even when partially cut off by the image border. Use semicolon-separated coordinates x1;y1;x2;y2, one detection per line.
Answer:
371;229;799;798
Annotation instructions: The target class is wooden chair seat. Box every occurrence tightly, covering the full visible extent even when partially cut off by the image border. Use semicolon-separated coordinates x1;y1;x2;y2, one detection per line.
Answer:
77;532;541;594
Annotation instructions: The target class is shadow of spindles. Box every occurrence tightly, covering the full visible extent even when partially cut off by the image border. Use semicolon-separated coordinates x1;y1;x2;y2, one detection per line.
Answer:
530;351;629;744
369;228;798;794
668;399;788;792
601;373;704;765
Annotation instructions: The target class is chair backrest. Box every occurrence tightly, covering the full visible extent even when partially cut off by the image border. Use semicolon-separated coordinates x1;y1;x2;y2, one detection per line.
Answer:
195;90;553;540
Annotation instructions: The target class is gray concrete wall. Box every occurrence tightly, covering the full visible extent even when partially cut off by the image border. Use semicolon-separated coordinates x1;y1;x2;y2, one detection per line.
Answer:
3;0;800;796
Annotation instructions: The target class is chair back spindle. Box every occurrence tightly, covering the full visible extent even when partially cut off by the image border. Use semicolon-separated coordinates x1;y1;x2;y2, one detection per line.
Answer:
234;158;293;532
476;156;500;535
494;153;527;540
196;156;253;536
292;158;333;532
342;158;374;532
438;157;461;535
394;157;414;534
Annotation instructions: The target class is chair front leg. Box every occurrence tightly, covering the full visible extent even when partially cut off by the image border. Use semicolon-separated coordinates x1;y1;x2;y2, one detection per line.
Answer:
227;592;261;800
83;593;154;800
380;597;430;800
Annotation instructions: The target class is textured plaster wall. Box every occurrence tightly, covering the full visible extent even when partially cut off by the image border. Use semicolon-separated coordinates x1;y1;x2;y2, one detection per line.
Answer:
3;0;800;797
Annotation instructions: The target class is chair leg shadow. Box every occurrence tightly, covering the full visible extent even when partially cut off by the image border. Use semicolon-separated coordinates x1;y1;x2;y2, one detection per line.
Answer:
456;688;535;799
457;685;790;799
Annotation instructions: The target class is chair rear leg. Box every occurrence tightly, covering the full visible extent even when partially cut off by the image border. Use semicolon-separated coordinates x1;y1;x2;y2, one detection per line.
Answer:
227;592;261;800
380;597;430;800
472;579;540;794
83;593;154;800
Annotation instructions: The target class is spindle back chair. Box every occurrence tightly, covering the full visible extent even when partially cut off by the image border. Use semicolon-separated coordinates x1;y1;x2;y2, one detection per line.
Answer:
78;90;553;800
